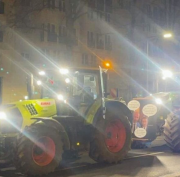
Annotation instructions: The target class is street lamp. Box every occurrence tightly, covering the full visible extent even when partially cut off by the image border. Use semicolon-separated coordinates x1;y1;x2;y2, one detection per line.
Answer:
156;69;173;92
163;33;173;38
65;78;70;84
59;68;69;75
39;71;46;76
37;80;42;86
162;70;173;79
146;33;173;92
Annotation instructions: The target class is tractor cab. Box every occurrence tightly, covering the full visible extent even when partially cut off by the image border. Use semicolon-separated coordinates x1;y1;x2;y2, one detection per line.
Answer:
37;67;107;116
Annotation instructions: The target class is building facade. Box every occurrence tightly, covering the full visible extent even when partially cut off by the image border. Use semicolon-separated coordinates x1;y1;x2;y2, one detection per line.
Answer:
0;0;179;103
0;0;133;103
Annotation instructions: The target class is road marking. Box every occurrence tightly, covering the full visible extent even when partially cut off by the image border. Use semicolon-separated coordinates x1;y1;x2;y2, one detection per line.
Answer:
160;172;180;177
57;165;87;171
56;152;165;171
0;152;165;173
125;152;164;160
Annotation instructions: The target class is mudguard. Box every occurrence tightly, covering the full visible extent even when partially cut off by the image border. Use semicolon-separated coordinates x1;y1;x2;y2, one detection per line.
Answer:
31;118;70;150
86;98;132;125
0;99;57;133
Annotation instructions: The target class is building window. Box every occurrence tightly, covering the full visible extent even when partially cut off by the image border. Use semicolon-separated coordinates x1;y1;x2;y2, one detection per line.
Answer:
97;0;104;11
72;28;77;45
91;55;97;66
21;0;31;6
82;54;89;65
47;0;55;9
153;7;159;22
41;49;49;57
146;24;150;32
88;8;94;19
119;0;130;10
0;1;4;14
96;33;104;49
59;0;65;12
105;13;110;22
97;11;103;20
87;31;95;48
88;0;96;9
146;4;152;17
21;53;30;60
118;0;124;8
105;0;112;13
0;31;3;42
70;1;75;16
40;24;45;42
124;0;130;10
59;25;67;43
105;35;112;50
47;24;57;42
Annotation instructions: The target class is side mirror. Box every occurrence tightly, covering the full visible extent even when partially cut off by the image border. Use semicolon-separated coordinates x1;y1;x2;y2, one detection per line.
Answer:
104;92;110;97
110;88;118;98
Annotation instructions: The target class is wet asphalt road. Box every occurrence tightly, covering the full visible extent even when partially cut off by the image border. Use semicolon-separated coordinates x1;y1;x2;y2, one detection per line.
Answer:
1;136;180;177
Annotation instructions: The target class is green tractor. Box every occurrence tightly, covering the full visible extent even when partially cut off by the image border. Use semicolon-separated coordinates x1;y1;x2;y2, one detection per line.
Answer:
128;91;180;151
0;67;132;175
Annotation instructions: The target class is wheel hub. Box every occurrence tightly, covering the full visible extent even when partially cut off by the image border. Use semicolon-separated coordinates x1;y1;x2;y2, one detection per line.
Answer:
32;137;56;166
105;119;126;153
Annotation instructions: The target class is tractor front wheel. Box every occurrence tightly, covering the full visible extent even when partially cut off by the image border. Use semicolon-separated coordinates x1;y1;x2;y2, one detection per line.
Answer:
0;148;12;168
14;124;63;176
89;109;131;163
164;113;180;152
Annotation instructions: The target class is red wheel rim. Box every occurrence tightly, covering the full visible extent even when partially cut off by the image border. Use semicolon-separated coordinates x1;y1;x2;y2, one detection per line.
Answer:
105;119;126;153
32;137;55;166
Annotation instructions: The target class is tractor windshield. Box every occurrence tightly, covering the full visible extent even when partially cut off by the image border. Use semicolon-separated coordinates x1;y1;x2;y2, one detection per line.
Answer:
40;69;100;101
39;69;101;116
41;70;69;99
72;72;99;99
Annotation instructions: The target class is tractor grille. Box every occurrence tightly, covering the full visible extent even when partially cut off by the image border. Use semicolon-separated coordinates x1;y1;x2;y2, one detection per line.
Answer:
25;104;38;116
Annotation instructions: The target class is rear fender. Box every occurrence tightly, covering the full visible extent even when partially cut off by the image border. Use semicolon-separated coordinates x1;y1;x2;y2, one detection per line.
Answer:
105;101;133;124
31;118;70;150
86;99;132;125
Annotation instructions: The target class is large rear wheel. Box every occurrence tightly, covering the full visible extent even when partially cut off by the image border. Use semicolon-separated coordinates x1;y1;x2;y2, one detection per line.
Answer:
89;108;131;163
0;138;13;168
164;113;180;152
14;124;63;176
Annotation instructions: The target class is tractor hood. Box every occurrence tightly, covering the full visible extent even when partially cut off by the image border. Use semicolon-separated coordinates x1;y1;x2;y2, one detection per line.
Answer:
0;99;57;134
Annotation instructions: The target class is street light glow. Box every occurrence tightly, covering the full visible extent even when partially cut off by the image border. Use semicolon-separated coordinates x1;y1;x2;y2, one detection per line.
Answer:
106;62;110;67
163;33;172;38
65;78;70;83
162;70;173;79
155;98;163;104
59;68;69;75
0;112;7;120
24;96;28;100
39;71;46;76
57;94;64;101
37;80;42;85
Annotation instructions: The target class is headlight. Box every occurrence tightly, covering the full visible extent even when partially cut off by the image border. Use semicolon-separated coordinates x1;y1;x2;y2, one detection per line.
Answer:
65;78;70;84
0;112;7;120
39;71;46;76
59;68;69;75
57;94;64;101
37;80;42;86
155;98;162;104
